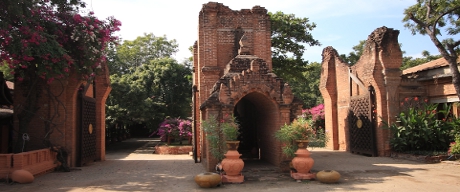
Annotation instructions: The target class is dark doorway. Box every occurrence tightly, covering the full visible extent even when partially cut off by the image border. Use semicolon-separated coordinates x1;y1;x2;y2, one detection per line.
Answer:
232;92;279;166
234;98;259;159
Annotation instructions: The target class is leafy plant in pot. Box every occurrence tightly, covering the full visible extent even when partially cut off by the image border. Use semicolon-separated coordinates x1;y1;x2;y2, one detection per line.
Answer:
201;114;241;160
274;105;329;180
202;114;244;182
275;105;329;158
221;114;240;150
202;115;224;161
219;114;243;182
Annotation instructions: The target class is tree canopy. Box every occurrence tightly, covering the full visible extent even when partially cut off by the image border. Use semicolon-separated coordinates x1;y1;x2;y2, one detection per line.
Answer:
106;34;191;131
269;11;321;81
108;33;178;75
287;62;323;108
339;40;366;65
403;0;460;98
0;0;120;82
401;50;442;70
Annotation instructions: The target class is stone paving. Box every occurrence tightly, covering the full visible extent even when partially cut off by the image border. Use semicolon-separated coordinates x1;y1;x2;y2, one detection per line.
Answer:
1;138;460;192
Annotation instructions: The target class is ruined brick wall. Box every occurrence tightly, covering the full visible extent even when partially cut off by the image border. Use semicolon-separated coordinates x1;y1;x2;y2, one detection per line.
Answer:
320;27;402;156
13;66;110;167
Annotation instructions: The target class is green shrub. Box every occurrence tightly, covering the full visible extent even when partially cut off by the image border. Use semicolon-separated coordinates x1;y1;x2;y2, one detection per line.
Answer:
384;101;460;153
449;135;460;155
201;115;224;161
274;115;328;158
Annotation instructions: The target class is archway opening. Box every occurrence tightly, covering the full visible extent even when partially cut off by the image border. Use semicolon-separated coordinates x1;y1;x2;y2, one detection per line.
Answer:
233;91;279;165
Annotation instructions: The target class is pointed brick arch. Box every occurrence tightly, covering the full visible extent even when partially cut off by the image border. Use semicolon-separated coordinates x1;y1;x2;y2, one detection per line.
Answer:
198;56;302;170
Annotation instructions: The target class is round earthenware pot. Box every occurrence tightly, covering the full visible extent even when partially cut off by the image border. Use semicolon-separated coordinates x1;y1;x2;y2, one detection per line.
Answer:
194;172;221;188
316;170;341;183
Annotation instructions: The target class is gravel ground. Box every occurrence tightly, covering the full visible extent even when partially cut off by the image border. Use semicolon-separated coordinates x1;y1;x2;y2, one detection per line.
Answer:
1;138;460;192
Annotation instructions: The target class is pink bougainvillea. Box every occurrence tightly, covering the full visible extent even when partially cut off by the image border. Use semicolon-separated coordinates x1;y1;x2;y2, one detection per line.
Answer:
0;0;121;83
156;117;192;142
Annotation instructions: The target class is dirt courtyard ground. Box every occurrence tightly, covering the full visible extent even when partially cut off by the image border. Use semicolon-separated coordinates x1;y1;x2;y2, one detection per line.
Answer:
1;138;459;192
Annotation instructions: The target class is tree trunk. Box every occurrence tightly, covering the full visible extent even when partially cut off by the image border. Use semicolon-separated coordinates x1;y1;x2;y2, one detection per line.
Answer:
426;29;460;100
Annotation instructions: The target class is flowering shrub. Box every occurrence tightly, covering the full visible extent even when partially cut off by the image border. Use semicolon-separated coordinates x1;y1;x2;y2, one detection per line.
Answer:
0;0;121;82
0;0;121;152
157;117;192;143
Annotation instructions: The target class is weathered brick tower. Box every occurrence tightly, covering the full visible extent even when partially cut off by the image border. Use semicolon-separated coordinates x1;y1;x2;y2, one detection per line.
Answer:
192;2;302;171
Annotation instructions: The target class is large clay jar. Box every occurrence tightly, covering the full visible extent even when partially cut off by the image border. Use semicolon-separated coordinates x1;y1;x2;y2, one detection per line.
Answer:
194;172;221;188
291;140;314;174
316;170;341;183
11;169;34;184
221;141;244;176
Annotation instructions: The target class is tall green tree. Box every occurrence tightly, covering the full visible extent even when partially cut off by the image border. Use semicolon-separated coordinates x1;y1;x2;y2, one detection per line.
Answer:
107;58;191;129
106;35;191;131
401;50;442;70
108;33;178;75
269;11;321;81
339;40;366;65
287;62;323;108
403;0;460;99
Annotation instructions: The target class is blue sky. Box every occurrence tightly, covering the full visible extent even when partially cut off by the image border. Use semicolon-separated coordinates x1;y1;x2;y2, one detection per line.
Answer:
83;0;441;63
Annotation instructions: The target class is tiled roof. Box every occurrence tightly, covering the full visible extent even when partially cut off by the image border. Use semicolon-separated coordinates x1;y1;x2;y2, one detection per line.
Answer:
402;56;460;75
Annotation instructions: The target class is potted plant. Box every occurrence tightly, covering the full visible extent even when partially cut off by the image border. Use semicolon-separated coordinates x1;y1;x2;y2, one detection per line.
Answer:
275;105;328;158
202;115;225;161
275;117;315;158
221;114;240;150
274;105;328;180
202;114;244;183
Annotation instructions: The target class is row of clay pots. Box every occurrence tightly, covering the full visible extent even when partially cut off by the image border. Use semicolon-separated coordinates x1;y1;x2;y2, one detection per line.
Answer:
195;140;340;188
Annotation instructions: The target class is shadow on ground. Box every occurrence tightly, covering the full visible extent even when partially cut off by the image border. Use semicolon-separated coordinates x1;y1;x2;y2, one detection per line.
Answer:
2;138;459;192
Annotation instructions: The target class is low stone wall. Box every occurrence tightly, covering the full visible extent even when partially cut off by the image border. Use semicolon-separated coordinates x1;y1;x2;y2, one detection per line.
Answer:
0;148;57;179
155;145;192;155
0;153;13;179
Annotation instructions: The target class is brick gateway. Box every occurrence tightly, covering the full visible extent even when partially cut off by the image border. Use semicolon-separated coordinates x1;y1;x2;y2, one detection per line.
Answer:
192;2;302;171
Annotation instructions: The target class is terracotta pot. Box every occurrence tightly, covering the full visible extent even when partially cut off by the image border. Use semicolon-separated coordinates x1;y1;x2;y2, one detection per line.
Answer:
316;170;341;183
291;148;314;174
194;172;221;188
225;141;240;150
295;140;309;149
221;150;244;176
11;169;34;184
